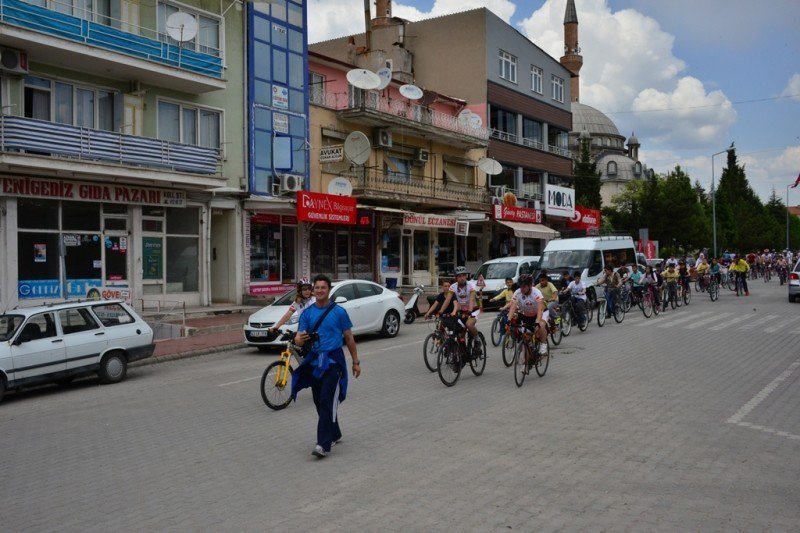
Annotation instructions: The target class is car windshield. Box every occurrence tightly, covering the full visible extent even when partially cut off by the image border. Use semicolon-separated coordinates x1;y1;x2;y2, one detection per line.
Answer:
272;289;298;306
474;263;517;280
0;314;25;341
539;250;594;271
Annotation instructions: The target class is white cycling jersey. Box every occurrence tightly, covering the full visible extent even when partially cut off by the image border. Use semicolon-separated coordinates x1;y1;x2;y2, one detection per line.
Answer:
512;287;543;316
449;281;476;308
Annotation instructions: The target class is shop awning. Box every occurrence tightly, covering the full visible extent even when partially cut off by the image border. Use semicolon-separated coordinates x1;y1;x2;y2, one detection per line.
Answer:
496;220;560;240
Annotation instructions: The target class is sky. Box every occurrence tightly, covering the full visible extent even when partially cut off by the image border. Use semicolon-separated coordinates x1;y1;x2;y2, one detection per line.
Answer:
307;0;800;203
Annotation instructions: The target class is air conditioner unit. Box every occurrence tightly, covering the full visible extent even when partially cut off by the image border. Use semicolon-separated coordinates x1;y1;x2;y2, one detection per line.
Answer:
385;59;394;71
0;48;28;75
374;128;392;149
412;149;429;165
279;174;304;193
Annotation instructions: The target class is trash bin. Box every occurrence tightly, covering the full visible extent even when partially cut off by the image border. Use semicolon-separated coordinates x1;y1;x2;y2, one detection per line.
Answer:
386;278;398;289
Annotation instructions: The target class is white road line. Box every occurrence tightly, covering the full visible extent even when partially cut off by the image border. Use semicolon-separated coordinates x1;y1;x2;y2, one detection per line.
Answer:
656;311;714;328
684;312;733;330
375;339;424;352
740;314;779;330
764;316;800;334
217;376;261;387
709;313;752;331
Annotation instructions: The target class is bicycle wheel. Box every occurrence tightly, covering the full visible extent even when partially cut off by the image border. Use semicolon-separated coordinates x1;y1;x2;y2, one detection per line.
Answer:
683;287;691;305
613;302;625;323
535;341;549;377
675;289;683;307
694;279;701;292
577;302;589;331
709;283;719;301
422;332;441;373
669;291;676;309
642;294;653;318
261;361;293;410
513;340;528;387
621;291;632;313
437;340;461;387
597;301;606;327
502;333;515;367
490;316;503;347
549;320;563;346
586;299;594;322
561;308;573;336
469;333;487;376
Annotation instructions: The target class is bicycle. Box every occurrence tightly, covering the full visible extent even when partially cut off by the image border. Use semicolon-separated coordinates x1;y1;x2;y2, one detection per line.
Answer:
662;281;678;311
513;321;549;387
778;266;788;286
679;279;691;305
641;283;660;318
501;318;520;367
436;315;486;387
764;266;771;283
707;275;720;302
490;310;508;347
559;293;588;335
596;294;607;327
260;330;300;410
422;317;446;373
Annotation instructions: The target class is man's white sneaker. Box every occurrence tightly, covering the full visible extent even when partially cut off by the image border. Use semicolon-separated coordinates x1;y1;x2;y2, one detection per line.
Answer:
538;343;548;356
312;445;327;458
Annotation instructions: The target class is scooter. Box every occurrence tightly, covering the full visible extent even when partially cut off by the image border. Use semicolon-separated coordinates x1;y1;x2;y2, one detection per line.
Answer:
404;284;426;324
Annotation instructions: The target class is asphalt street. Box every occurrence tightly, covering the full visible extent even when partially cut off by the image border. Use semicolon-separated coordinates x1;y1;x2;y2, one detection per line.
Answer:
1;280;799;531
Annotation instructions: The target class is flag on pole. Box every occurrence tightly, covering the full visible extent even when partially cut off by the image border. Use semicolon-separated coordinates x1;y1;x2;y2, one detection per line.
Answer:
792;173;800;188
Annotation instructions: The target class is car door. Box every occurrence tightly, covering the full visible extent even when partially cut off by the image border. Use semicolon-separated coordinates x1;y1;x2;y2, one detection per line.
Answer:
331;284;365;333
354;282;385;332
57;308;107;371
9;312;65;381
89;302;140;351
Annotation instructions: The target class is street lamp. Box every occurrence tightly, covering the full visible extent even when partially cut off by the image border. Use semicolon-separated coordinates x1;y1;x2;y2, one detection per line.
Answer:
711;142;735;258
787;183;792;250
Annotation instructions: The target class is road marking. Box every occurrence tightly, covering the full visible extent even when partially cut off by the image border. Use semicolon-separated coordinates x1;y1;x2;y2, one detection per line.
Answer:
726;357;800;441
740;314;779;330
684;312;733;330
656;311;714;328
217;376;261;387
709;313;752;331
375;339;424;352
763;316;800;334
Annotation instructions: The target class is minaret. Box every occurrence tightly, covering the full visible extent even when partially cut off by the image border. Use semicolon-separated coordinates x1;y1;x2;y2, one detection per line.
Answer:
560;0;583;102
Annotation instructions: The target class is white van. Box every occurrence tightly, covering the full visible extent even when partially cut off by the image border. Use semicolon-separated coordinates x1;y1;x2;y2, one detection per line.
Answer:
473;256;540;309
538;236;639;301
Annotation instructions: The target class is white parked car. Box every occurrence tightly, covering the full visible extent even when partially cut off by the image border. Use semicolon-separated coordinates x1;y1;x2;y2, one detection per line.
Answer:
0;300;154;401
244;280;405;350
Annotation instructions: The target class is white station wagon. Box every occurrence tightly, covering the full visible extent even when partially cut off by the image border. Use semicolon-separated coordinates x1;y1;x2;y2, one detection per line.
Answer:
0;300;155;401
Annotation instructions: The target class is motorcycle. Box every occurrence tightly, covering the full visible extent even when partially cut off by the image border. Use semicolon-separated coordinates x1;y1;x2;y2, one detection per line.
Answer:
404;284;426;324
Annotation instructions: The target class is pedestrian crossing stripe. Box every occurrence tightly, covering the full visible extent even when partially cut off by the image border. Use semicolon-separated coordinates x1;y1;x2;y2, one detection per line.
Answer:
656;311;715;328
740;314;779;330
709;313;752;331
684;312;734;329
763;316;800;334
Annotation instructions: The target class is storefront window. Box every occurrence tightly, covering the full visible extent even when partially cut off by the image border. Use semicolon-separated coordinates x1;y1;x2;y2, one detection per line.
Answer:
142;237;163;280
63;202;100;231
141;207;199;294
351;232;373;280
18;199;58;229
250;215;281;281
310;229;335;278
17;232;61;298
382;228;400;273
413;231;429;271
167;236;199;292
104;236;128;282
336;232;349;279
437;231;455;277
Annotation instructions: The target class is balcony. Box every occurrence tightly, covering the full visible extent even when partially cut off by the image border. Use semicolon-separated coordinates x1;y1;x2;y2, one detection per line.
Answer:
490;129;572;159
343;168;490;210
0;0;224;93
0;115;224;186
313;91;489;150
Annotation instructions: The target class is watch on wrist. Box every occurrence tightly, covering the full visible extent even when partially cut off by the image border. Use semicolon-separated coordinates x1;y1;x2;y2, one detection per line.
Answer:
353;360;360;365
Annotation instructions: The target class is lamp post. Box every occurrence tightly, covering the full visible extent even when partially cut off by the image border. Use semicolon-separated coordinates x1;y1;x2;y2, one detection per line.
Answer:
787;184;791;250
711;142;735;258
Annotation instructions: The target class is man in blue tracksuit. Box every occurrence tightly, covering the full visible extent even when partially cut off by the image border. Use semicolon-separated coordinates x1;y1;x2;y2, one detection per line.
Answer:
293;274;361;458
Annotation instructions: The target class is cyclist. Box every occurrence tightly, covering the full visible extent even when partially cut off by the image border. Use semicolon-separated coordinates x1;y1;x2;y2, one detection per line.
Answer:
442;266;481;355
661;263;680;309
489;277;515;310
732;255;750;296
596;264;622;318
269;280;315;333
623;263;644;301
561;271;588;325
508;274;548;361
536;272;560;324
709;257;721;285
642;265;661;308
677;260;691;298
423;278;454;319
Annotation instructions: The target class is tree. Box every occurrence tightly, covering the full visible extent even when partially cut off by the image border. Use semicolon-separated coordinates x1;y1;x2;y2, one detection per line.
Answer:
572;137;602;209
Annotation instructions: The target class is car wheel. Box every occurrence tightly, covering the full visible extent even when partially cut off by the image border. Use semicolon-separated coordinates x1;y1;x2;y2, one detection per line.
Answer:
98;351;128;384
381;310;401;338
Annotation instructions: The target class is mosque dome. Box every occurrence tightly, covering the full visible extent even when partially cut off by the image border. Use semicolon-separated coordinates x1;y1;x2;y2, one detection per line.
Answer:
571;102;621;137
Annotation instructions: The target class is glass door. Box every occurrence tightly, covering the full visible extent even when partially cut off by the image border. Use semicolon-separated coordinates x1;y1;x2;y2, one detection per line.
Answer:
402;234;412;286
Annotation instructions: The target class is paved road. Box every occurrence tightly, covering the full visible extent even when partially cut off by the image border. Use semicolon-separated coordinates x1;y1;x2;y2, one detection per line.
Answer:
1;281;799;531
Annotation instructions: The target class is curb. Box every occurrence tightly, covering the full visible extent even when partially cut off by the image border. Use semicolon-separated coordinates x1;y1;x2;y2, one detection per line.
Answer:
130;342;249;368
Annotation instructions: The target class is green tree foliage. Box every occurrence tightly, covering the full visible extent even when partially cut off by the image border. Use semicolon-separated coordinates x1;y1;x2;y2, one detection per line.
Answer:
572;137;602;209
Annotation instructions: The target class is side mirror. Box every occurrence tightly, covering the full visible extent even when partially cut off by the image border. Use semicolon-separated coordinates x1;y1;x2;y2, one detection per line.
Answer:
334;296;348;304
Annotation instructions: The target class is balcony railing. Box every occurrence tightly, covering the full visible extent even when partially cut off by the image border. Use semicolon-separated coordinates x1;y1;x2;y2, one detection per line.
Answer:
0;0;223;78
489;128;572;158
344;168;490;206
0;115;220;174
313;91;490;141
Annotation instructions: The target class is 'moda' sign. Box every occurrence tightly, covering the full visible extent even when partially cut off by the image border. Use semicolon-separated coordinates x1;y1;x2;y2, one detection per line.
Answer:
544;184;575;218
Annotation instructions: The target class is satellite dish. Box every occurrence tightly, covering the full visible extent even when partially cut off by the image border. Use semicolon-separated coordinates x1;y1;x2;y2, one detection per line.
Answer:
468;114;483;128
477;157;503;176
376;67;392;90
346;69;381;90
457;109;473;124
166;12;198;42
399;84;424;100
419;90;437;106
344;131;371;165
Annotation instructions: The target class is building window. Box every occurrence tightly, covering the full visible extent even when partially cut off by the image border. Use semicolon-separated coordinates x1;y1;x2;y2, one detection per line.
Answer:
634;162;642;176
490;107;517;136
607;161;617;176
157;101;221;148
522;117;542;143
249;215;296;283
157;2;222;57
499;50;517;83
141;207;200;294
531;66;543;93
385;156;411;182
551;75;564;103
24;77;118;132
309;72;325;106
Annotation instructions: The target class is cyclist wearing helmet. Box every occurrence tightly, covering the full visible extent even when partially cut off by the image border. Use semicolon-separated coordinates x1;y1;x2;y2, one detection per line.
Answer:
269;280;315;333
508;274;548;358
441;266;481;349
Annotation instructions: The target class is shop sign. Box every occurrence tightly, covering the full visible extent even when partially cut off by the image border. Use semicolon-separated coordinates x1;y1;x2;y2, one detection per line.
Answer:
1;177;186;207
544;184;575;218
320;145;344;164
296;191;357;225
492;204;542;224
252;213;281;225
142;237;163;280
272;86;289;110
16;279;117;300
282;215;298;225
273;113;289;134
402;213;456;228
357;209;374;228
18;279;60;299
566;205;601;230
455;220;470;236
250;284;294;296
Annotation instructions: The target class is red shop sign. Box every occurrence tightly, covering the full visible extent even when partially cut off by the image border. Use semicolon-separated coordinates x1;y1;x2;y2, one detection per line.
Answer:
567;205;601;230
251;213;280;225
296;191;357;225
492;204;542;224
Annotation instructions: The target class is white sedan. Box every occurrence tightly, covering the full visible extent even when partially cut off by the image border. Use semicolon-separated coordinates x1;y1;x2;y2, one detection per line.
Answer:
244;280;405;350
